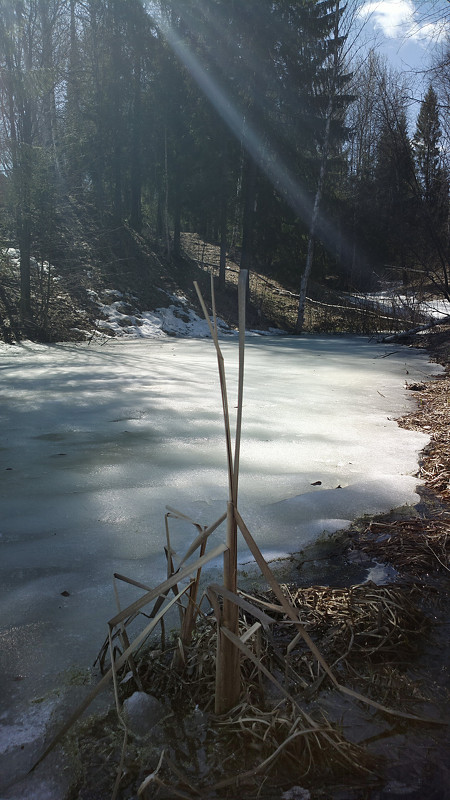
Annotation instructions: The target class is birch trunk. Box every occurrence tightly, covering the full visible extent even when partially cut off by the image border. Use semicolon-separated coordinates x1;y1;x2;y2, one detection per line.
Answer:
296;1;341;333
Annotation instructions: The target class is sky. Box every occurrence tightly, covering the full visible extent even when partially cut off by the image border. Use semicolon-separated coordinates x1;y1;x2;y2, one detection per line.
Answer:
356;0;449;79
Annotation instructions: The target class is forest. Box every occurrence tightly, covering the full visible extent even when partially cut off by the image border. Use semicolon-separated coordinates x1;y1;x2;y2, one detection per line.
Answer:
0;0;449;341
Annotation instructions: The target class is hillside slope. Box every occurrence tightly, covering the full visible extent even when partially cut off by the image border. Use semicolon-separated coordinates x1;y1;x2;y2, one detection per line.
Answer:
1;220;447;343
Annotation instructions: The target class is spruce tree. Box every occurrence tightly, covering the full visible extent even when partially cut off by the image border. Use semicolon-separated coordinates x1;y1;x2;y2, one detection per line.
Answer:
374;105;416;276
413;84;448;224
412;84;449;298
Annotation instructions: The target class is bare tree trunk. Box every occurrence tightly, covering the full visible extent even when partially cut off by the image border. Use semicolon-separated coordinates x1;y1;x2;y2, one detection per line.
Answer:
219;192;228;289
130;57;143;233
240;154;256;308
219;154;228;288
163;128;171;257
4;38;33;327
240;153;256;272
295;124;330;332
173;185;181;257
16;5;34;329
295;1;341;333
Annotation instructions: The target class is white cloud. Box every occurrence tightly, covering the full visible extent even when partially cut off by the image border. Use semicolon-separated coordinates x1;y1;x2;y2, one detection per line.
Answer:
358;0;448;43
359;0;414;38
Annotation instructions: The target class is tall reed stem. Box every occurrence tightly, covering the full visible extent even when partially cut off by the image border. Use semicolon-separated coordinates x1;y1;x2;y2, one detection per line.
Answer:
194;271;247;713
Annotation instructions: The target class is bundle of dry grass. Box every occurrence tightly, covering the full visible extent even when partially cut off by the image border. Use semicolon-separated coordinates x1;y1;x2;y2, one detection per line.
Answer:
86;576;428;798
355;518;450;576
114;582;427;703
97;601;372;799
43;514;439;800
262;583;426;671
98;580;426;705
401;374;450;501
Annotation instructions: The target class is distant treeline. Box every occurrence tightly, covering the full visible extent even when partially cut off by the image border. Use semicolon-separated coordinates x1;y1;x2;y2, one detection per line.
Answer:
0;0;449;333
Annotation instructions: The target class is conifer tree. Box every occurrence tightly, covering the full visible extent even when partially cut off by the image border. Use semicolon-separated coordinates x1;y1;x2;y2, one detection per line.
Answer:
375;104;416;276
413;84;447;217
412;84;449;299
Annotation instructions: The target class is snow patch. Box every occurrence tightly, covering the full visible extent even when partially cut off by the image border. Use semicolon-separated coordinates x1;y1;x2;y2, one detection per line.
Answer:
90;288;237;339
0;699;57;756
348;290;450;321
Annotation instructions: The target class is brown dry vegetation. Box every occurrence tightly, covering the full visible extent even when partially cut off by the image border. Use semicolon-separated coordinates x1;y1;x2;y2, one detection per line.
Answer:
351;325;450;577
346;341;450;579
402;376;450;505
180;232;423;335
1;225;442;342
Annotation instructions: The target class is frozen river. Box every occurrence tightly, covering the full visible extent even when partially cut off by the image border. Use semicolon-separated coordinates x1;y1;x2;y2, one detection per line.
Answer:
0;334;441;795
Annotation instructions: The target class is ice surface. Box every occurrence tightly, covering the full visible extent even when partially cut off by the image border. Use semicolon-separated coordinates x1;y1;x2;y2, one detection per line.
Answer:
0;333;441;792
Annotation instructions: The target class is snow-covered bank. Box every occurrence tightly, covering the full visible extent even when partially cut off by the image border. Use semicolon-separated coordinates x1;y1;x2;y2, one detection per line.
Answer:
88;287;233;339
347;290;450;322
0;334;442;795
88;287;284;339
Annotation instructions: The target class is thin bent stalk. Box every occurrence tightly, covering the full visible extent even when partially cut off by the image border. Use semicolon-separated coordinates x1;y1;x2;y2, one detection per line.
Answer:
195;274;248;713
109;542;227;629
173;532;208;669
113;576;143;691
163;506;211;667
233;269;247;502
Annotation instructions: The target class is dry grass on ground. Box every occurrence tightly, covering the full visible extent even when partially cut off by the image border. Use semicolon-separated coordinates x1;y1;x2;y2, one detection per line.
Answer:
180;232;412;335
401;374;450;503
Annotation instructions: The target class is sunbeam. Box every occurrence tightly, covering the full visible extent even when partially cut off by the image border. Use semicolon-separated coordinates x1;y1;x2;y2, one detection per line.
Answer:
148;0;356;270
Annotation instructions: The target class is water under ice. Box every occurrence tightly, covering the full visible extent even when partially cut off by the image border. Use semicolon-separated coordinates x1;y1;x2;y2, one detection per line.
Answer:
0;333;442;795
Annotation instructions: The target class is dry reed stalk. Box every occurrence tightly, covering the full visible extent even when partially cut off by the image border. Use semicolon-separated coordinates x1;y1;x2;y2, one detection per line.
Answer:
137;748;165;796
31;503;233;776
162;507;212;669
109;542;227;629
174;533;207;665
194;272;248;713
101;518;228;671
108;625;129;800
